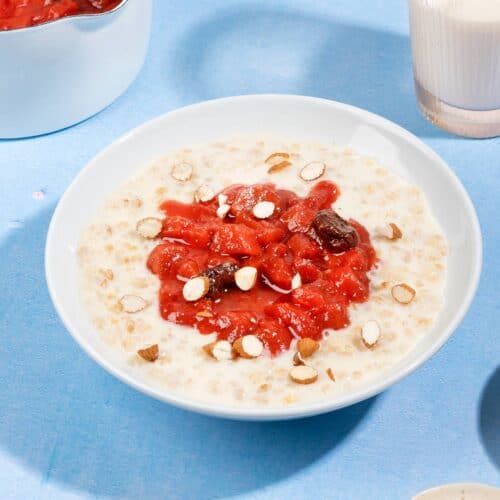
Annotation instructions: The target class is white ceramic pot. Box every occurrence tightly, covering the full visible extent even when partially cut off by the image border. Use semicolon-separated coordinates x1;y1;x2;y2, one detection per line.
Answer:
0;0;152;139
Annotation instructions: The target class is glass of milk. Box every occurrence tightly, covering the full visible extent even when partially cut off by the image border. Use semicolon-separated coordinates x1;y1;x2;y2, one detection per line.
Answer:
409;0;500;138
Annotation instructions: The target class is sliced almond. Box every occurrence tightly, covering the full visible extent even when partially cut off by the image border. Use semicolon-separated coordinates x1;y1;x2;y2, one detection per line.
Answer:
268;160;292;174
100;268;114;280
194;184;215;203
98;268;114;287
171;162;193;182
265;152;290;164
293;352;305;366
326;368;336;382
300;161;326;181
235;266;258;291
136;217;163;239
119;295;148;313
203;340;234;361
218;194;228;205
378;222;403;241
289;365;318;385
183;276;210;302
361;320;381;348
297;337;320;358
252;201;275;219
291;273;302;290
196;310;214;318
233;335;264;359
137;344;159;362
216;203;231;219
391;283;416;305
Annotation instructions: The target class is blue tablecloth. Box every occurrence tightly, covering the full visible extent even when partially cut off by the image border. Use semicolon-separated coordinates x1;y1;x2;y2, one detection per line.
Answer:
1;1;498;498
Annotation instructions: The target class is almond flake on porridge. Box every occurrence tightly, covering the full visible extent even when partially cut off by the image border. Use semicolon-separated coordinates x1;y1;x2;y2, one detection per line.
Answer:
299;161;326;181
194;184;216;203
268;160;292;174
378;222;403;241
233;335;264;359
391;284;416;304
136;217;163;239
204;340;234;361
171;162;193;182
119;294;149;313
265;152;290;163
297;338;320;358
289;365;319;385
293;352;306;366
137;344;159;362
326;368;336;382
361;320;381;348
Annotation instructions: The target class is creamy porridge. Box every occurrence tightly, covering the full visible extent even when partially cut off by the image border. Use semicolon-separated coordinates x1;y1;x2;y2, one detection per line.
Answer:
78;137;447;408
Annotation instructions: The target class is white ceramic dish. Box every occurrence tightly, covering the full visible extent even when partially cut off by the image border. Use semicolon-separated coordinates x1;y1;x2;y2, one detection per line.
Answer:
413;483;500;499
45;95;482;420
0;0;151;139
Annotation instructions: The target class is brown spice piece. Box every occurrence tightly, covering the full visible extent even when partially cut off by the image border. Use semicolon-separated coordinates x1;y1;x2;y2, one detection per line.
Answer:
326;368;336;382
137;344;159;362
312;209;359;253
297;338;320;358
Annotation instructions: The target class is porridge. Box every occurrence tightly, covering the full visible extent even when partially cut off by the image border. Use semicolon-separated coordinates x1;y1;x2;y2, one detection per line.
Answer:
78;137;447;408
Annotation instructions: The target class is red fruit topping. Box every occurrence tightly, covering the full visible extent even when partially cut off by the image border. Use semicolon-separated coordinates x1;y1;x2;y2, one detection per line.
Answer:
147;181;376;356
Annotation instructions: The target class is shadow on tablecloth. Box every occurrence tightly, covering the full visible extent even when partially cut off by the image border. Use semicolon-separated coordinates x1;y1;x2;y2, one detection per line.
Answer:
0;207;377;499
170;4;451;139
479;366;500;471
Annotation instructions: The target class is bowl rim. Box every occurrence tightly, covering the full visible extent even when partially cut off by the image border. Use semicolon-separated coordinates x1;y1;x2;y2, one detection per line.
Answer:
45;94;483;420
0;0;130;35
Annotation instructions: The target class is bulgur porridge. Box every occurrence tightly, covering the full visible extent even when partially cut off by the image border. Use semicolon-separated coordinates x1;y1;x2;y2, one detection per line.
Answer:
78;137;447;408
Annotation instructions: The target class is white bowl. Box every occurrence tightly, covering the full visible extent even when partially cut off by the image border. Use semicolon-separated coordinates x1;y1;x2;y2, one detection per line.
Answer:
0;0;151;139
45;95;482;420
413;483;500;499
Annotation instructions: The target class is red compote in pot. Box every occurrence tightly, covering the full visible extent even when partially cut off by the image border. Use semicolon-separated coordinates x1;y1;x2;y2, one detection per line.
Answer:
146;181;376;356
0;0;122;30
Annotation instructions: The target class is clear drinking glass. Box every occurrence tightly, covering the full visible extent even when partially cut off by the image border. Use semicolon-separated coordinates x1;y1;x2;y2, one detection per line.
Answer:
409;0;500;138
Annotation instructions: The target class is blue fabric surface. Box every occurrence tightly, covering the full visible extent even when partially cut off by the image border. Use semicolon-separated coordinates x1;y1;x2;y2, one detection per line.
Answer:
0;1;499;498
